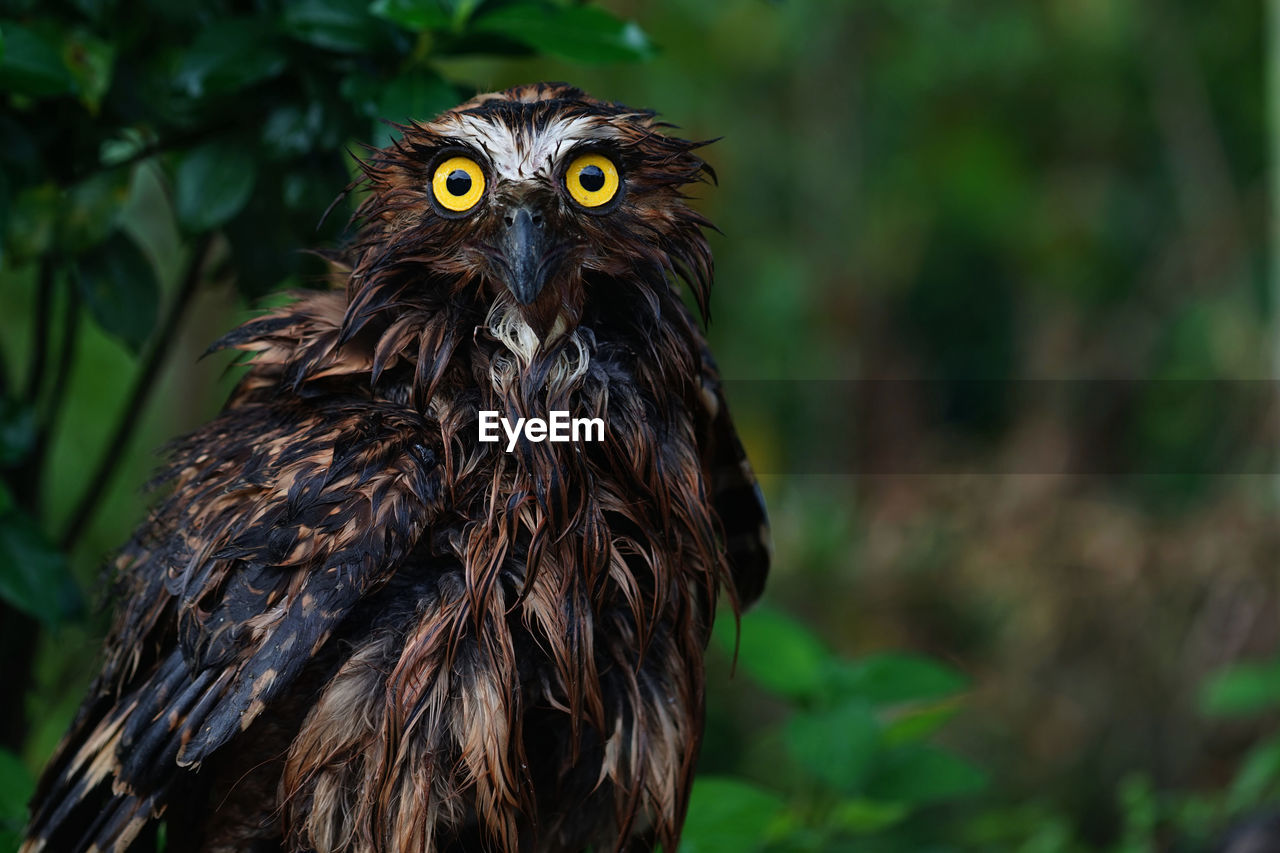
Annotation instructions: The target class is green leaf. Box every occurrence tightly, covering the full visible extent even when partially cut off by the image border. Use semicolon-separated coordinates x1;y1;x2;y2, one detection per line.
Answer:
0;748;32;815
261;103;324;160
68;0;112;23
680;777;784;853
368;72;459;145
99;128;151;167
173;19;286;98
76;231;159;352
5;183;58;263
0;747;33;848
175;139;256;233
284;0;387;52
829;798;909;834
280;162;349;217
0;508;82;625
1117;773;1157;850
57;169;130;253
339;72;381;119
378;71;458;122
717;606;829;702
830;653;969;706
0;397;36;468
785;700;881;794
369;0;482;31
883;702;960;745
223;159;349;298
0;23;74;97
369;0;456;31
867;744;988;804
62;29;114;111
1199;661;1280;717
1228;734;1280;811
341;70;457;130
960;804;1076;850
471;2;654;63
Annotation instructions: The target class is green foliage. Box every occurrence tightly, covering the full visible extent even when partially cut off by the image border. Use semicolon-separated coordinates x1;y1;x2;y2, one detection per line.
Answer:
469;3;654;63
75;232;159;352
682;778;786;853
0;405;82;623
371;0;480;31
961;659;1280;852
174;140;257;233
685;608;985;851
1226;736;1280;813
0;24;75;98
724;606;828;701
173;19;288;99
1196;656;1280;814
833;653;968;707
0;399;35;469
693;620;1280;851
1200;660;1280;718
0;501;82;625
0;747;34;851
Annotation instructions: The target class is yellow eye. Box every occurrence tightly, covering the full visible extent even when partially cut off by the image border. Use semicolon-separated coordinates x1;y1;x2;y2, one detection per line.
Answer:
431;156;485;213
565;153;619;208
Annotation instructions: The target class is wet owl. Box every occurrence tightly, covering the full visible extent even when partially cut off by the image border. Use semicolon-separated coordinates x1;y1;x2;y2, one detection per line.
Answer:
24;82;769;853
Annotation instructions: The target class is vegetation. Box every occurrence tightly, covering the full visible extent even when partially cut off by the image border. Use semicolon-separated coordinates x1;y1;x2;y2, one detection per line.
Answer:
0;0;1273;850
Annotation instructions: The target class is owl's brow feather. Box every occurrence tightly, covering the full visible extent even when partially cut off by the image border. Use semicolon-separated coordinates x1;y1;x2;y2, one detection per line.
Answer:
438;112;617;182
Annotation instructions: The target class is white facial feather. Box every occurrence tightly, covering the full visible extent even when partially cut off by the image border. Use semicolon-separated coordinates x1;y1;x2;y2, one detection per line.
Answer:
443;114;614;182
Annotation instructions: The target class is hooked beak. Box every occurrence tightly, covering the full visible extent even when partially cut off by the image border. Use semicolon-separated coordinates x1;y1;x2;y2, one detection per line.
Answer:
497;204;553;305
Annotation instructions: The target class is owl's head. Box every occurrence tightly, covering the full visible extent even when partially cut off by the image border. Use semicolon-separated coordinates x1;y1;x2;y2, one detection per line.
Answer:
347;83;715;345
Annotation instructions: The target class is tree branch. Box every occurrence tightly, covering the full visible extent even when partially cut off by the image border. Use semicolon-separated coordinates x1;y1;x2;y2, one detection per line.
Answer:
23;285;84;517
23;259;56;405
69;118;246;186
42;284;82;432
13;262;60;512
1270;0;1280;499
59;233;214;552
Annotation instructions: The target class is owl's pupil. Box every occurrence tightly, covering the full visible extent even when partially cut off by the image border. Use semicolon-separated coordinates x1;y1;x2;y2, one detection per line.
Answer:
446;170;472;196
578;165;606;193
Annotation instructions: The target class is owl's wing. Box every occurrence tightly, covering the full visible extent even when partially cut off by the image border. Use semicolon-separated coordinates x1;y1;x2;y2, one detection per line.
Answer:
696;347;771;609
24;392;444;853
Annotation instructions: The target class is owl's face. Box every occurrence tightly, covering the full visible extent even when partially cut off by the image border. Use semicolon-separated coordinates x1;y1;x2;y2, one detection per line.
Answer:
352;83;714;343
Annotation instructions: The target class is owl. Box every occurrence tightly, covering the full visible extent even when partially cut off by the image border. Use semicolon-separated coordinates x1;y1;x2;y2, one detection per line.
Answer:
23;82;769;853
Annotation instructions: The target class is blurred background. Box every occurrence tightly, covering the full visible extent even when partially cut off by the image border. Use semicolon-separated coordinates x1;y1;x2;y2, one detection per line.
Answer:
0;0;1274;850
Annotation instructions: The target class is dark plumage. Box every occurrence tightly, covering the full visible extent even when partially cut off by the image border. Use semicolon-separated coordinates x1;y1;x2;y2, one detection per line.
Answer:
23;82;769;853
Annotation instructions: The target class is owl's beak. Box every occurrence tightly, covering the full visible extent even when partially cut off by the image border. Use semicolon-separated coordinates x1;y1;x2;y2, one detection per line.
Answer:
497;204;552;306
